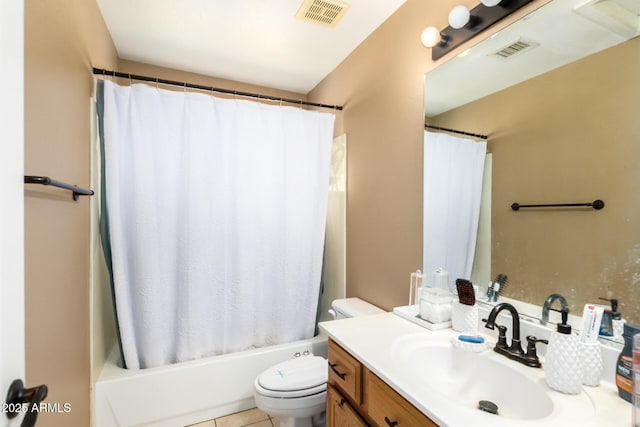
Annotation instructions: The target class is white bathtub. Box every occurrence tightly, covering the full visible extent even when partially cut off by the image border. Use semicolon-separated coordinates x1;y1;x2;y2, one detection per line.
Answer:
94;334;328;427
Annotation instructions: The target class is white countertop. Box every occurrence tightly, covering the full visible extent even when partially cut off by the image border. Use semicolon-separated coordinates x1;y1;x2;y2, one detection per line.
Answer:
319;312;630;427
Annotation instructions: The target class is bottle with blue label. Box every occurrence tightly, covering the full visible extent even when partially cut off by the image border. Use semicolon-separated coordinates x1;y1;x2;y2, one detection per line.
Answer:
617;323;640;402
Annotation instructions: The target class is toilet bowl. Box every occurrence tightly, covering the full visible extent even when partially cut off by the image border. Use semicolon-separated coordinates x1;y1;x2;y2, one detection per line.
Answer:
254;298;384;427
254;355;327;427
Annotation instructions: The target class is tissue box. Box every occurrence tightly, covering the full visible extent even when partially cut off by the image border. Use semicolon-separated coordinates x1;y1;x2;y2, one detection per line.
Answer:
420;288;453;323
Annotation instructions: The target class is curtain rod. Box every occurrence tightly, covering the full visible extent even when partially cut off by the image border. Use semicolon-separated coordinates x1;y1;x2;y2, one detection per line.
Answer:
93;67;343;111
424;123;488;140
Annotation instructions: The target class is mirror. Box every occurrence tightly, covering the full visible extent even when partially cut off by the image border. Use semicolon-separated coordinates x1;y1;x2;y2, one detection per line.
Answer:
424;0;640;326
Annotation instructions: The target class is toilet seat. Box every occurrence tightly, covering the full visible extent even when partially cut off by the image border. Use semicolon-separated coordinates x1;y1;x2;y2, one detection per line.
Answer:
255;356;327;399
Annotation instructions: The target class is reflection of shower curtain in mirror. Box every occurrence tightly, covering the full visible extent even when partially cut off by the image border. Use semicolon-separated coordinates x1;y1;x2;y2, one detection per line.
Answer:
97;80;335;369
423;131;486;290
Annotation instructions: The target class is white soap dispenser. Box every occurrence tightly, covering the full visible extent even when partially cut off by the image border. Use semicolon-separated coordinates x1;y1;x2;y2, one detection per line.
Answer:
544;307;582;394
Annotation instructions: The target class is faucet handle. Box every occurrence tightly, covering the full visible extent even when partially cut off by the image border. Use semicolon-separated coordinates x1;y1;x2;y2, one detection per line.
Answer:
525;336;548;365
482;317;508;349
523;336;548;368
496;325;508;349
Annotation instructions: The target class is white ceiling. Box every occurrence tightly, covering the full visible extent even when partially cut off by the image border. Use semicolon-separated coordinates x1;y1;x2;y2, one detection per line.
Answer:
96;0;407;94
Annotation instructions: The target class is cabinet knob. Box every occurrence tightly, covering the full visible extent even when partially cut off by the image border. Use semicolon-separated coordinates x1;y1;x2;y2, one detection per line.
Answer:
328;362;347;380
384;416;399;426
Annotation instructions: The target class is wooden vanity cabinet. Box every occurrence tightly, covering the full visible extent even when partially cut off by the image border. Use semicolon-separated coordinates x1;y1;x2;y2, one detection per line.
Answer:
327;384;368;427
327;338;438;427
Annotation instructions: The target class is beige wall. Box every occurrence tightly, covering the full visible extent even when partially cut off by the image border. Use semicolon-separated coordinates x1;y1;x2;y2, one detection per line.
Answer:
307;0;546;310
24;1;118;426
431;37;640;322
307;0;453;310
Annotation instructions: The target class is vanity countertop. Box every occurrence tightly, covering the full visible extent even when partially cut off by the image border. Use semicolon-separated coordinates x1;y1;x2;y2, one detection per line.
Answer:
319;312;630;427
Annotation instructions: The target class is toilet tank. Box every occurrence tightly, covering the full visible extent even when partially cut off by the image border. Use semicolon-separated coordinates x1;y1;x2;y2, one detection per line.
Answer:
329;297;384;319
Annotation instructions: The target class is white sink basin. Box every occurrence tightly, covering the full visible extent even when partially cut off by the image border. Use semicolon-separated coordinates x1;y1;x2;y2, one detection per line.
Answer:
393;338;554;421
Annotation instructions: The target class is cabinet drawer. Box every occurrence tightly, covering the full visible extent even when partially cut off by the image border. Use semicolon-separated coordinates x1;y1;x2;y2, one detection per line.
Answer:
365;368;437;427
327;339;363;405
327;384;368;427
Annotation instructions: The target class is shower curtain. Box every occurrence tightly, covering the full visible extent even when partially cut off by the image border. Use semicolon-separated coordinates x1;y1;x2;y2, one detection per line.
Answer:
423;130;487;291
97;80;335;369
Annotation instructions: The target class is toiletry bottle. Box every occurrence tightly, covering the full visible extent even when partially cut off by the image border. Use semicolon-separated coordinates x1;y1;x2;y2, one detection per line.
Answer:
617;323;640;402
544;307;582;394
600;297;624;337
609;299;626;340
633;334;640;426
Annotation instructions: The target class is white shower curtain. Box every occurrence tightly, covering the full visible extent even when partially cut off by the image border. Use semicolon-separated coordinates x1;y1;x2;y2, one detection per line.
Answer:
99;80;335;369
423;131;487;291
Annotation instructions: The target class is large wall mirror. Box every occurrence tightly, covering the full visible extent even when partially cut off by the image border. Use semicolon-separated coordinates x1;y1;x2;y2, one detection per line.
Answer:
424;0;640;325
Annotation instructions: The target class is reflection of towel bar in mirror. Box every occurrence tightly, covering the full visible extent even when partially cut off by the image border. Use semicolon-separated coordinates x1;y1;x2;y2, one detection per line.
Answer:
24;175;94;201
511;200;605;211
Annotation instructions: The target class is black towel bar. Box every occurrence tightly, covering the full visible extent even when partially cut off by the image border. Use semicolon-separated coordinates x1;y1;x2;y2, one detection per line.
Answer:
24;175;94;201
511;200;604;211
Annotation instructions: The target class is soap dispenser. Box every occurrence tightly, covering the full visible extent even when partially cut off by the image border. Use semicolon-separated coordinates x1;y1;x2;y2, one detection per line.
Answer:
544;307;582;394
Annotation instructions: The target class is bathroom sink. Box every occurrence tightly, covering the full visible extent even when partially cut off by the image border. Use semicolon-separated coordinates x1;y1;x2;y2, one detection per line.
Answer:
393;338;554;420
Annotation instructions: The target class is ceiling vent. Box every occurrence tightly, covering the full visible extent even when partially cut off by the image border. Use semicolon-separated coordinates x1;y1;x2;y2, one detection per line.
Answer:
295;0;351;28
491;38;539;60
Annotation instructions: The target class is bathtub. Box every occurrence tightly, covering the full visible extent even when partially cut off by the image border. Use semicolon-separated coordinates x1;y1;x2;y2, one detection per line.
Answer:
94;334;328;427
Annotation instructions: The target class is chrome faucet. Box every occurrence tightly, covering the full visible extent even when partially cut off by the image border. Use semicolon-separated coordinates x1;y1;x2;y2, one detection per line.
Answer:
541;293;568;326
484;302;547;368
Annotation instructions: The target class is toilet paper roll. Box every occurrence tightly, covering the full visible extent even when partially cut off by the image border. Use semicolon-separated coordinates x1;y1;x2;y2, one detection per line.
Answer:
433;268;449;291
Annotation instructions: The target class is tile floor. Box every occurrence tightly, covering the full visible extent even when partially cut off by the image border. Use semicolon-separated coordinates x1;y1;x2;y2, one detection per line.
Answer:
187;407;280;427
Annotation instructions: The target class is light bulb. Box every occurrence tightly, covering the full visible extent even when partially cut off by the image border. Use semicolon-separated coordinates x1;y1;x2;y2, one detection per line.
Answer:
448;5;471;29
481;0;502;6
421;26;441;48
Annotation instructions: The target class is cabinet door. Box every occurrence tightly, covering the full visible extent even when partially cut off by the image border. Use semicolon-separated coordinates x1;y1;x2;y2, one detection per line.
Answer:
365;369;437;427
327;384;368;427
328;339;363;404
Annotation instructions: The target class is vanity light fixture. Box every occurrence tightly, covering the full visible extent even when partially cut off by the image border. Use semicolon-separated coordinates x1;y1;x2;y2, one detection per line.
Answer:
423;0;534;61
421;26;447;48
448;5;472;29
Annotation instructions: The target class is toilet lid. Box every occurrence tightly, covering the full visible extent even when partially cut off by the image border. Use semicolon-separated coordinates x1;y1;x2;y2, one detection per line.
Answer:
258;356;327;393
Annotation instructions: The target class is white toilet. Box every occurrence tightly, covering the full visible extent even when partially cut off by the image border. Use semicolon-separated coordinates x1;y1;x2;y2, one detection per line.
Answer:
253;298;384;427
